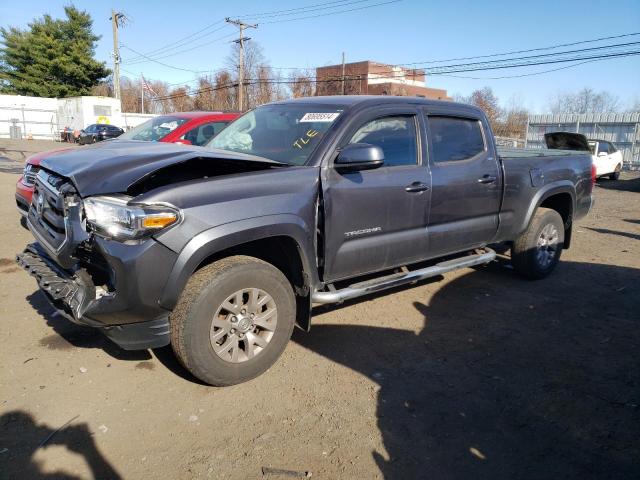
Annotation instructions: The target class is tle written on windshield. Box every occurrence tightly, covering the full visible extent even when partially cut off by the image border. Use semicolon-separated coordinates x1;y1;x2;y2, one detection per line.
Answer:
208;105;344;165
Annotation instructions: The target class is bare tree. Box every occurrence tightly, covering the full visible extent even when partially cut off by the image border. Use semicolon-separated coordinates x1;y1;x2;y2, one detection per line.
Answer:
146;80;170;114
193;76;215;111
289;69;315;98
168;86;194;112
91;81;111;97
469;87;501;127
497;95;529;140
453;89;529;142
120;77;141;113
549;88;620;114
212;70;235;111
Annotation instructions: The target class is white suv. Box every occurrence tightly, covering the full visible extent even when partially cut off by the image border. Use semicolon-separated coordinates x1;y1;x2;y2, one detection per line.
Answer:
544;132;624;181
588;139;624;180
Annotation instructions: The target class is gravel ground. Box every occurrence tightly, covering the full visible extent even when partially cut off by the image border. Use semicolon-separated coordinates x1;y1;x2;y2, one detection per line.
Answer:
0;140;638;479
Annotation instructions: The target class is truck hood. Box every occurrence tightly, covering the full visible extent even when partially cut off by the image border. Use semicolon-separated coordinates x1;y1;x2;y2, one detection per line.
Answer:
544;132;591;152
39;140;283;197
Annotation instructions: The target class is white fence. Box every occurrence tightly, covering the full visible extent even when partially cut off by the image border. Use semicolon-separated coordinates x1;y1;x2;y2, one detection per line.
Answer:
0;94;157;140
526;112;640;170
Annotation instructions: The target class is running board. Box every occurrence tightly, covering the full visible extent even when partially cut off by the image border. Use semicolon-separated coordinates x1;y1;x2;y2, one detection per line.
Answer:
311;248;496;305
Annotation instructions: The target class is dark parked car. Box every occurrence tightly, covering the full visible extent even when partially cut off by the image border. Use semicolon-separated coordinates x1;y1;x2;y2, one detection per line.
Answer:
17;96;594;386
77;124;124;144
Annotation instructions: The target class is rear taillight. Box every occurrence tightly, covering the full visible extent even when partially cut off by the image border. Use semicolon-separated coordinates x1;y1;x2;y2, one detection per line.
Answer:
591;163;597;187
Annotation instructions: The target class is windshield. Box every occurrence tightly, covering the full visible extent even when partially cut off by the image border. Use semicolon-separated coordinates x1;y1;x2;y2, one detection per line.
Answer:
588;141;596;154
207;104;345;165
120;116;189;142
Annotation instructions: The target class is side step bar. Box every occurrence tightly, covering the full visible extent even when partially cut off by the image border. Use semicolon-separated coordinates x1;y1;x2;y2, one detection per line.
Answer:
311;248;496;305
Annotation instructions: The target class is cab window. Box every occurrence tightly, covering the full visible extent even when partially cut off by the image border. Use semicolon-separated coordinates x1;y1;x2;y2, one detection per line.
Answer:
428;116;485;162
347;115;417;167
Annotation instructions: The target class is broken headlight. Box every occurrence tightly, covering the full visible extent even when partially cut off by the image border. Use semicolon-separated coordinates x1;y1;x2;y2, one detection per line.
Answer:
83;195;180;240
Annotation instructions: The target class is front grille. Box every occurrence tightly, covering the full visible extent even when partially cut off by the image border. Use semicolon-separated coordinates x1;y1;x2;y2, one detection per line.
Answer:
28;170;73;251
23;164;40;187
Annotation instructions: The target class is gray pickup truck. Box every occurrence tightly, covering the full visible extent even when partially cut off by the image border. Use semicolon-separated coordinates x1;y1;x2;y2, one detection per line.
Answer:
17;96;594;385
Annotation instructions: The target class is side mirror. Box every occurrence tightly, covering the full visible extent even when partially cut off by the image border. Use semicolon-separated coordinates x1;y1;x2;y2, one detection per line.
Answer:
175;139;192;145
598;152;607;157
335;143;384;173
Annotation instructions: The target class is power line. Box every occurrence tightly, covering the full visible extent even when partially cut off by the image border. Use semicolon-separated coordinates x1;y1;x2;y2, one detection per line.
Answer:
124;23;229;63
437;54;638;80
260;0;402;24
123;31;236;66
156;42;640;88
121;45;232;73
240;0;378;19
122;1;380;64
150;49;640;102
237;0;366;18
422;41;640;73
397;31;640;66
227;31;640;71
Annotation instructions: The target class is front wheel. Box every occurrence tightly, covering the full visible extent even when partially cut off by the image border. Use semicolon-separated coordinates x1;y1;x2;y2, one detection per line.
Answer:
609;164;621;180
170;255;296;386
511;208;564;280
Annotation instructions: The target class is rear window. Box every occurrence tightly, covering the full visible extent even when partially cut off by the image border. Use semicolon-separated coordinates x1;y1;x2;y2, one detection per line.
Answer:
429;116;485;162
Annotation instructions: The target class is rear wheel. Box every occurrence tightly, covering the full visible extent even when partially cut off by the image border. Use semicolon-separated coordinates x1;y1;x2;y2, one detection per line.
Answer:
511;208;564;280
609;164;621;180
170;255;296;386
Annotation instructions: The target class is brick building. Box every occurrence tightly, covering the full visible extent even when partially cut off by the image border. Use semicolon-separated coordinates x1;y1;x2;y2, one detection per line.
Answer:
315;60;449;99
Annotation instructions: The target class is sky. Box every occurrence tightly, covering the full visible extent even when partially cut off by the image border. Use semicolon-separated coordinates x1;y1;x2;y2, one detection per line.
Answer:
1;0;639;112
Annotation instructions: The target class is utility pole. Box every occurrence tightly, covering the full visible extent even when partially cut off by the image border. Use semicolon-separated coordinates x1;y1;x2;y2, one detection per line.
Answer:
226;18;257;111
110;10;126;100
341;52;346;95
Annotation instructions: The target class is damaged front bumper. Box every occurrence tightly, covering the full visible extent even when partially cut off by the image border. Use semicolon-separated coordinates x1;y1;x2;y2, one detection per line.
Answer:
17;241;174;350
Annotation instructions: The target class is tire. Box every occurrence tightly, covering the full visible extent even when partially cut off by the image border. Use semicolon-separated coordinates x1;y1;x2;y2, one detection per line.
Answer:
511;207;564;280
170;255;296;386
609;164;621;180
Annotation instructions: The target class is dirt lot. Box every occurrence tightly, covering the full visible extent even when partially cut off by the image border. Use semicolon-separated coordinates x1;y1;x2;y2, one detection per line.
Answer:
0;140;638;479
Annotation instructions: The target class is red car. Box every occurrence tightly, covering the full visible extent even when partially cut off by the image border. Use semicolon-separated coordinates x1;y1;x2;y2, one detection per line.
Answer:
16;111;239;217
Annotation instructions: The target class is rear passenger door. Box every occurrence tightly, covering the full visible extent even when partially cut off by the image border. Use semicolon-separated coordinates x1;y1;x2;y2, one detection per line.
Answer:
424;108;502;257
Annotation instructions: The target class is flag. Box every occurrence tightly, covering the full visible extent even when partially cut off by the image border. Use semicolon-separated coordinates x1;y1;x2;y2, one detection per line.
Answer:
141;75;156;96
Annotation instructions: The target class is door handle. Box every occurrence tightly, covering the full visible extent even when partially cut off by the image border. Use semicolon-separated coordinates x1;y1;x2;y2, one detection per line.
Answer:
478;175;497;184
405;181;430;193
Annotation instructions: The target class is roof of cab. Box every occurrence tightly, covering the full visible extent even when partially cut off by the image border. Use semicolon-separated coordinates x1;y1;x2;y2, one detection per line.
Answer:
269;95;483;114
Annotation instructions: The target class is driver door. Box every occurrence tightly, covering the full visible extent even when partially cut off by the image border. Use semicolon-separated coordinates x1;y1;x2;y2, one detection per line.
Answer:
321;107;431;282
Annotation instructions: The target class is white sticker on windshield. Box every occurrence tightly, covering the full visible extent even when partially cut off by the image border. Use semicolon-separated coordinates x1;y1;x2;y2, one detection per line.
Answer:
300;112;340;123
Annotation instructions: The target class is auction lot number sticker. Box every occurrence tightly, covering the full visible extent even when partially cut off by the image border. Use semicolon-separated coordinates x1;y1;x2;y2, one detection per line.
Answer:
300;112;340;123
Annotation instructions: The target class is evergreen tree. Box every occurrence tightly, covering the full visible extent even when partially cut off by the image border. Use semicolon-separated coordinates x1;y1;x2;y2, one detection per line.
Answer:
0;6;110;97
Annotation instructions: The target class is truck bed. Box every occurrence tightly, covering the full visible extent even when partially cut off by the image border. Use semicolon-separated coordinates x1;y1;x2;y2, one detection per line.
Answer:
498;147;587;159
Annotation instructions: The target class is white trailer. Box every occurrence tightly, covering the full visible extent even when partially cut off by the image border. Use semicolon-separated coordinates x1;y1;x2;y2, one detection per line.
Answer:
56;96;123;132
